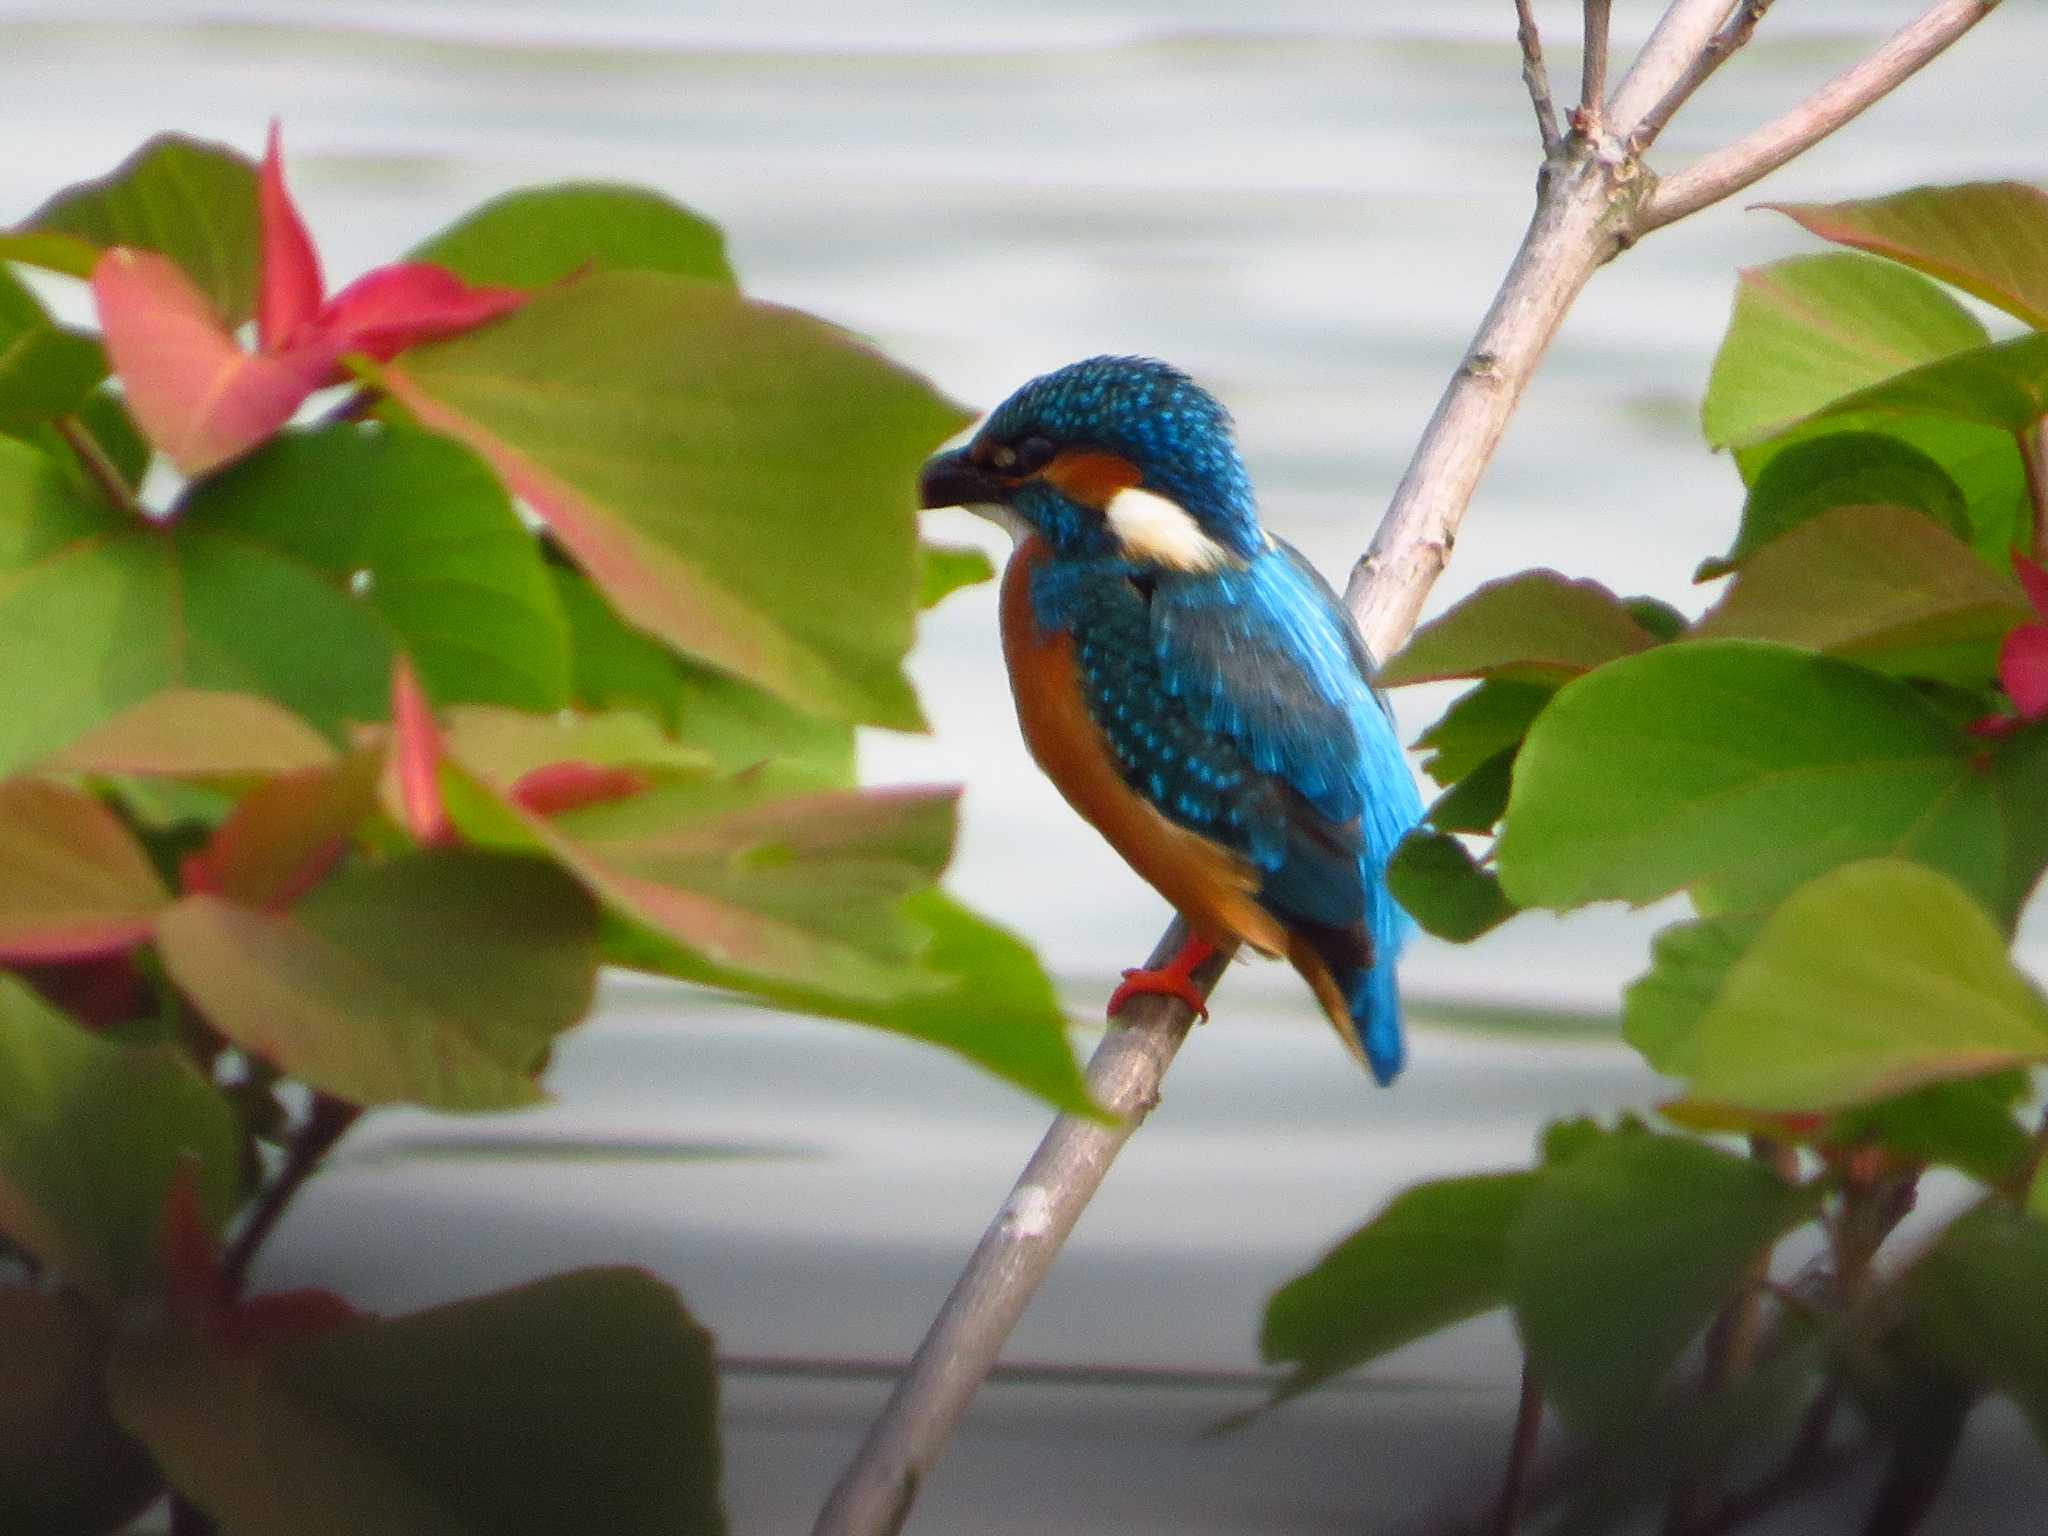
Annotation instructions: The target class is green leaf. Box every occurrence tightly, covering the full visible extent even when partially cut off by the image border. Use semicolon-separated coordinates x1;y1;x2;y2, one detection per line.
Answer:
185;753;383;907
1904;1203;2048;1443
111;1266;725;1536
1771;183;2048;331
1378;571;1659;687
184;425;571;711
550;568;855;781
0;1286;159;1535
409;184;734;289
1836;1076;2034;1187
0;268;105;428
11;388;152;506
1;134;259;323
1814;331;2048;437
40;690;338;782
604;889;1097;1116
1702;253;1989;450
1509;1134;1812;1432
382;272;972;729
1735;414;2027;567
1261;1172;1537;1401
1989;721;2048;925
0;437;394;776
1697;431;1969;578
0;976;238;1299
1496;641;2004;916
919;542;996;608
438;707;710;786
1621;911;1767;1073
1413;679;1553;786
156;850;601;1110
444;759;953;1003
1423;749;1513;833
1670;861;2048;1110
0;778;169;961
1387;829;1515;942
1689;503;2030;681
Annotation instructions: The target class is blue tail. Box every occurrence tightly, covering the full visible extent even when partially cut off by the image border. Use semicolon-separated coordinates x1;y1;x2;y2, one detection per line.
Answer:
1345;958;1406;1087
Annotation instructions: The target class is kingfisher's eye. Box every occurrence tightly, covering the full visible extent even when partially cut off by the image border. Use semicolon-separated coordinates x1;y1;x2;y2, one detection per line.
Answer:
1013;435;1056;473
990;443;1018;470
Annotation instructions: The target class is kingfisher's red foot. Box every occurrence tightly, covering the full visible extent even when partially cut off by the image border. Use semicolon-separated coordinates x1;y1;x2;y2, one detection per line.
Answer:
1107;935;1217;1021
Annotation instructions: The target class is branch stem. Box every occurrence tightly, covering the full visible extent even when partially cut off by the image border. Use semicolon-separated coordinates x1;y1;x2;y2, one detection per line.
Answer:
221;1092;358;1295
1639;0;1999;232
1580;0;1613;124
52;413;140;517
2021;423;2048;565
811;923;1230;1536
1631;1;1774;153
1515;0;1565;157
1491;1360;1545;1536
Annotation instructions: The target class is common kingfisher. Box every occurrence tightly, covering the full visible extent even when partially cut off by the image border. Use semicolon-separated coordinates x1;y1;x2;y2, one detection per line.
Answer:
920;356;1423;1084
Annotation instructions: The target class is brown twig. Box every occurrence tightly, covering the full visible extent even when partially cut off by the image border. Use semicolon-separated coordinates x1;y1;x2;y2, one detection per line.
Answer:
1579;0;1613;128
221;1091;360;1294
52;413;141;517
1638;0;2000;232
1631;1;1774;153
1514;0;1565;157
1491;1360;1545;1536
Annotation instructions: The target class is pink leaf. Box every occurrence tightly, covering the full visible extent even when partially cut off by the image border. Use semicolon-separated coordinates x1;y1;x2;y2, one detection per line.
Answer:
93;248;332;474
1998;623;2048;719
317;262;527;362
2015;554;2048;620
257;121;325;350
510;761;651;818
390;657;455;847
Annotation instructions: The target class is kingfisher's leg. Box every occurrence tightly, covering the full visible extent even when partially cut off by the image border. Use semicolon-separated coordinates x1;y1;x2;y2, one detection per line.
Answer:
1107;934;1218;1022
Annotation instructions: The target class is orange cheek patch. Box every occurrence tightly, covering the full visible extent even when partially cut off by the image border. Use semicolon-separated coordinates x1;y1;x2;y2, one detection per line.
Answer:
1041;450;1142;508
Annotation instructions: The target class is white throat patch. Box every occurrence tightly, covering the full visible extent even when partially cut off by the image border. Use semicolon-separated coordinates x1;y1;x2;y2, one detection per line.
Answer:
965;501;1032;544
1102;486;1239;571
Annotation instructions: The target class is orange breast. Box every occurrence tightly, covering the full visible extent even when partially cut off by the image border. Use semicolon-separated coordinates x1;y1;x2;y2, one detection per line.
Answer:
998;538;1288;958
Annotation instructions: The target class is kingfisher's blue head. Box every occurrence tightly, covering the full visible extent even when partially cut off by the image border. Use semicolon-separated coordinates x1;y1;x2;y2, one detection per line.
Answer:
919;356;1264;571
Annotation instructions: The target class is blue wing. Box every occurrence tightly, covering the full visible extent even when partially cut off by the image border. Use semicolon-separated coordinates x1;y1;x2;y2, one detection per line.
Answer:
1031;544;1423;1083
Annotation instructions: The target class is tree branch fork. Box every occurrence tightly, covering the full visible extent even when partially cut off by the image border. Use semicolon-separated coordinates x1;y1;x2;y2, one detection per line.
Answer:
811;5;2000;1534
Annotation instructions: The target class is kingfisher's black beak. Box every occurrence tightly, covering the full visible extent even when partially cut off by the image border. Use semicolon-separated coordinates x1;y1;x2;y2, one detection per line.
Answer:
918;447;1007;510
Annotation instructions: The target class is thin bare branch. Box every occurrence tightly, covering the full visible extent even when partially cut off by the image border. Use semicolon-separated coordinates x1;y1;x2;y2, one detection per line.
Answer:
811;922;1229;1536
1607;0;1740;133
1580;0;1613;126
1515;0;1565;157
1491;1360;1545;1536
1639;0;1999;232
1631;1;1774;153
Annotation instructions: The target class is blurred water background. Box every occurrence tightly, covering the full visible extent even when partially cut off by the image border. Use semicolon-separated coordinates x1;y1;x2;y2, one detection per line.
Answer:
6;3;2048;1530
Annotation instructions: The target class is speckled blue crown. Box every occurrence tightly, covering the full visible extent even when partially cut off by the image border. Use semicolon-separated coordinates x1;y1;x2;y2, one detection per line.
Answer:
985;356;1262;557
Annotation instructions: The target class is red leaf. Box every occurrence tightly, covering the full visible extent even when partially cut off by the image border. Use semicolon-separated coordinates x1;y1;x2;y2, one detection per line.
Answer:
93;248;333;475
257;121;325;350
390;657;455;847
160;1159;230;1337
510;761;651;817
18;954;149;1031
222;1287;362;1354
2015;555;2048;620
1998;623;2048;719
317;262;527;362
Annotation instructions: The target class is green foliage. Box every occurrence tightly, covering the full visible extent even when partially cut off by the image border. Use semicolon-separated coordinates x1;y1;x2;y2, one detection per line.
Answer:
0;977;238;1300
1261;1172;1537;1400
110;1268;724;1536
0;135;259;320
1275;175;2048;1513
380;271;970;728
1508;1133;1814;1431
0;127;1085;1527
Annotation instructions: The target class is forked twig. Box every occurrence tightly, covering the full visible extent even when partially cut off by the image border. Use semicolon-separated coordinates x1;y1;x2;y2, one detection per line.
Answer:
1515;0;1565;157
1632;1;1774;152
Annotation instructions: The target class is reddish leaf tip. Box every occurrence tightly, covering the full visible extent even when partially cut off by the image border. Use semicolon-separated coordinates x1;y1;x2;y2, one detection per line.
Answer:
510;761;652;817
161;1157;230;1334
390;657;456;848
258;119;325;351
